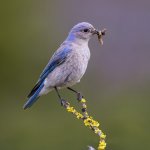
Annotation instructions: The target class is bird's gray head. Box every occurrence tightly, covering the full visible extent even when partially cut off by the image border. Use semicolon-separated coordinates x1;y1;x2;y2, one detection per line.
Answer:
67;22;99;42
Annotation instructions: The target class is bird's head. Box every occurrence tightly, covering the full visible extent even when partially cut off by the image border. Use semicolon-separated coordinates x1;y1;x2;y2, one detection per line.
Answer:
67;22;99;42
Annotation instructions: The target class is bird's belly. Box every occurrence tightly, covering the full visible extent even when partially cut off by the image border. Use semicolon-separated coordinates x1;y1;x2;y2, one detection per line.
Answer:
64;56;89;85
70;61;87;81
44;59;88;89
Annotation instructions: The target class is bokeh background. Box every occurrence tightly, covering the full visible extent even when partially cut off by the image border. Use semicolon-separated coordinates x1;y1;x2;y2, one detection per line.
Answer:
1;0;150;150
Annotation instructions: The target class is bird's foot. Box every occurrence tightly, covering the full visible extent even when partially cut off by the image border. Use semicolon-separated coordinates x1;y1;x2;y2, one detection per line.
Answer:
60;99;69;107
77;92;83;101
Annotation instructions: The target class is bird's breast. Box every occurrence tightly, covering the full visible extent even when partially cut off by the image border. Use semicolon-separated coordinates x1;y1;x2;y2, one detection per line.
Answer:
65;46;90;83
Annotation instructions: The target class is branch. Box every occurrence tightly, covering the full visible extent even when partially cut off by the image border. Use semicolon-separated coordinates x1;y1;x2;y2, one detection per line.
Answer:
62;97;107;150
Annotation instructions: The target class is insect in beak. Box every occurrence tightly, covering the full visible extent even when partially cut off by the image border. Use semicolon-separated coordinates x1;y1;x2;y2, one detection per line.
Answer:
93;29;107;45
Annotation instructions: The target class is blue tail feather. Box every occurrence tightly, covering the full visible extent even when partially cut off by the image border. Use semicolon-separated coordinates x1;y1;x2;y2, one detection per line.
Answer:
23;83;44;110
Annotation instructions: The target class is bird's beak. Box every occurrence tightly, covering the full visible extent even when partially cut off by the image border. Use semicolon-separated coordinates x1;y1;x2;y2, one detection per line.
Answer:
92;29;99;35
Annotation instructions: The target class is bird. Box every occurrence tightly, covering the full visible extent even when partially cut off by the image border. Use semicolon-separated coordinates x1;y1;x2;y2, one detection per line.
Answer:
23;22;102;110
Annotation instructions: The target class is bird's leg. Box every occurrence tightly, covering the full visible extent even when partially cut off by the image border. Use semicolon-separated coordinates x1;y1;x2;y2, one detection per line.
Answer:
67;87;89;118
67;87;83;101
54;87;68;107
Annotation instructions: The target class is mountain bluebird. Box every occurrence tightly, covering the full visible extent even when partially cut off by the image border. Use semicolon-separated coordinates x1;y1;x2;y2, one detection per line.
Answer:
23;22;104;109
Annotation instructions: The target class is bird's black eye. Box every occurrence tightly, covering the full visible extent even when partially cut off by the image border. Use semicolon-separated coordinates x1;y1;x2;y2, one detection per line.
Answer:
83;28;89;32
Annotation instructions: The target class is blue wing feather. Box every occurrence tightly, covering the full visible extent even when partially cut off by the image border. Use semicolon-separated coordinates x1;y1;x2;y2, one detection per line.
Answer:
23;82;44;109
39;47;71;81
23;47;72;109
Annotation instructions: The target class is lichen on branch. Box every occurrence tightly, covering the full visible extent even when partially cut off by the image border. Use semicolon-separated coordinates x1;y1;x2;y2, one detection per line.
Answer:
62;97;106;150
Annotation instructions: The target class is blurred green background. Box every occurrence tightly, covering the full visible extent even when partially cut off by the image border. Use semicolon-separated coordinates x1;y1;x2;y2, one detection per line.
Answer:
1;0;150;150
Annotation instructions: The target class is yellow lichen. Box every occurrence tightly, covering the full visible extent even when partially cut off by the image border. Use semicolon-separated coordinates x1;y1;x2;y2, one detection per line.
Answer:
64;98;106;150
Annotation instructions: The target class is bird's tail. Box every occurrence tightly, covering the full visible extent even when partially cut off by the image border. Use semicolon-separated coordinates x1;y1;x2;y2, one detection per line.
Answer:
23;83;44;110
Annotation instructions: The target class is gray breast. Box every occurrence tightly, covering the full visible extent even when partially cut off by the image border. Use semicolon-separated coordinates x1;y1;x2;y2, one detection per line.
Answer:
64;45;90;85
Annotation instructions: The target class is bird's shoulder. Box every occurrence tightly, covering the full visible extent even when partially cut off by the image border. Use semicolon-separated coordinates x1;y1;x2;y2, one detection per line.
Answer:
51;42;73;60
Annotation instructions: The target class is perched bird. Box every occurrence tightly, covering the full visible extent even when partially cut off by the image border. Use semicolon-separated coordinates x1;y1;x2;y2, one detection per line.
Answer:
23;22;103;110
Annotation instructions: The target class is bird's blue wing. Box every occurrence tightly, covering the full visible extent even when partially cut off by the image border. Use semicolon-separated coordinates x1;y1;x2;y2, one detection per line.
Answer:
28;47;72;98
23;47;72;109
39;49;68;82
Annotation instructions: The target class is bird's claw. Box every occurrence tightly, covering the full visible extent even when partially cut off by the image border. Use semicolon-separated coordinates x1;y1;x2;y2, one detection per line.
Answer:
77;92;83;101
60;99;69;107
